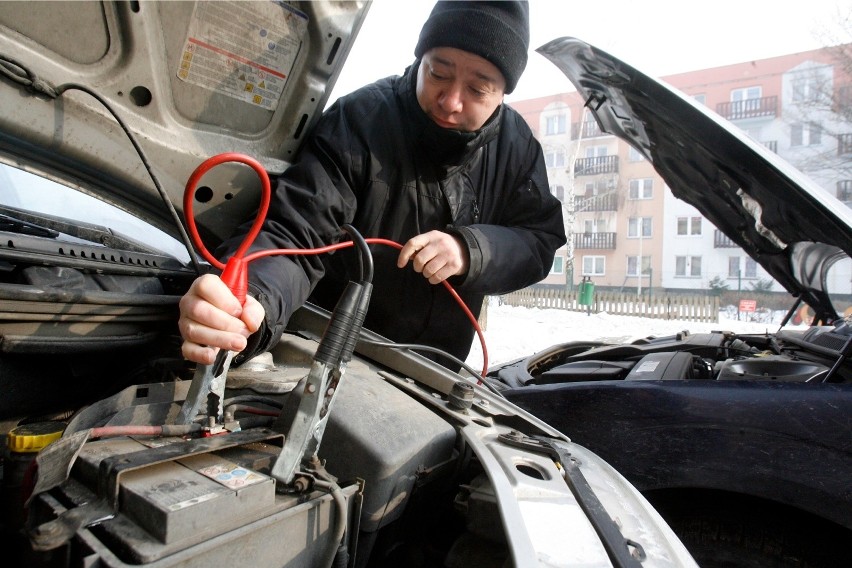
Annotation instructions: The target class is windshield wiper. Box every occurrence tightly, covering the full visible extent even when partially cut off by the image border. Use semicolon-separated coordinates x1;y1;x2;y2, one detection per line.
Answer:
0;213;59;238
0;205;159;255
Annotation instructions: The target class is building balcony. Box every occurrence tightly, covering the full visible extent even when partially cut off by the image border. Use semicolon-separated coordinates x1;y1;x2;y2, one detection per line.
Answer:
572;121;606;139
574;155;619;176
714;229;739;248
576;192;618;212
574;232;616;249
715;96;777;121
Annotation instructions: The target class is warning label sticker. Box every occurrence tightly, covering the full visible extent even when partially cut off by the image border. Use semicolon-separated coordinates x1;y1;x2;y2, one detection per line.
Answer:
177;0;308;109
196;461;268;490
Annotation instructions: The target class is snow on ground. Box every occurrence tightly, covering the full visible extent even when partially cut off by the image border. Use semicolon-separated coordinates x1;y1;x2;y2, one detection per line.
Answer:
465;301;800;371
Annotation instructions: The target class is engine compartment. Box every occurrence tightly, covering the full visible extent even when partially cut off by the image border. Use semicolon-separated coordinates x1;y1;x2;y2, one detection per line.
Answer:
4;328;504;568
9;300;687;568
492;324;852;389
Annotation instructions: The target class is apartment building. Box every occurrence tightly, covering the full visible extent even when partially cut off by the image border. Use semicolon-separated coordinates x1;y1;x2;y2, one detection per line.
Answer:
511;44;852;294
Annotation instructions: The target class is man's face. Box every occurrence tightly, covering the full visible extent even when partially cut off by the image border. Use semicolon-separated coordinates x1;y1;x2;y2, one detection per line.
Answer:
416;47;506;132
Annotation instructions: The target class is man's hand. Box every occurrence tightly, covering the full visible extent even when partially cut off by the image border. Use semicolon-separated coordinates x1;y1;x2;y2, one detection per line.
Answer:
178;274;265;364
397;230;469;284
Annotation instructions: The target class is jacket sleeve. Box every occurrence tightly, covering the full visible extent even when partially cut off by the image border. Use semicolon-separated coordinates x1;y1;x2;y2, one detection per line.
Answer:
450;136;566;295
216;99;363;360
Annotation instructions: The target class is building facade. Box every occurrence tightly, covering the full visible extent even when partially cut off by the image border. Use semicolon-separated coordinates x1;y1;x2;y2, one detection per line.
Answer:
512;44;852;295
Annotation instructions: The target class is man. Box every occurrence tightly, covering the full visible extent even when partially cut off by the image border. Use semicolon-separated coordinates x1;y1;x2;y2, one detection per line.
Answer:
179;0;566;369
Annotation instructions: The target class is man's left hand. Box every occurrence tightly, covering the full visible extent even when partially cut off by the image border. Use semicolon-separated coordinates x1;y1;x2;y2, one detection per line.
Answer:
398;230;469;284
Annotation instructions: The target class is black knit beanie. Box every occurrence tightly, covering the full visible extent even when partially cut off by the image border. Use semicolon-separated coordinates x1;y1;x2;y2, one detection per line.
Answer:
414;1;530;94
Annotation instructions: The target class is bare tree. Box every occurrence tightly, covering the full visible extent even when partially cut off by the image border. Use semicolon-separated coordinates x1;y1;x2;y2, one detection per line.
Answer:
782;5;852;186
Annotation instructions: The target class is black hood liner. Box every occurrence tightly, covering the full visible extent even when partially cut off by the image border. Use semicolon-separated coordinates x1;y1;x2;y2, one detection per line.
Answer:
537;37;852;318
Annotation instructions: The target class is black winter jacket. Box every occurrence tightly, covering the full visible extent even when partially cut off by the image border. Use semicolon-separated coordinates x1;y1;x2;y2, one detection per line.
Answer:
222;63;566;366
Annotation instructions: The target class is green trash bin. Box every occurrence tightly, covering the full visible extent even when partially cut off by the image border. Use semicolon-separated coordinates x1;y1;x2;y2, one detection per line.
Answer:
578;278;594;307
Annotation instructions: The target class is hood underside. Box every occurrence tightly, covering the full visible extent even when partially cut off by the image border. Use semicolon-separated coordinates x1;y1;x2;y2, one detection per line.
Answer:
538;37;852;318
0;1;369;248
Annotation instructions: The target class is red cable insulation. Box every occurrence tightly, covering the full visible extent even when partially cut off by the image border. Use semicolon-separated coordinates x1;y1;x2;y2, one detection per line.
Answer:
184;154;489;377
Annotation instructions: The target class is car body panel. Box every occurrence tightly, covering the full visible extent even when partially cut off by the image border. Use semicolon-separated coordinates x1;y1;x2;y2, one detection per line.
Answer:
501;374;852;529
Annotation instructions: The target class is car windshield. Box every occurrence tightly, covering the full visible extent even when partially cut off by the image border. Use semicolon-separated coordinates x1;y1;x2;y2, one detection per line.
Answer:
0;162;190;263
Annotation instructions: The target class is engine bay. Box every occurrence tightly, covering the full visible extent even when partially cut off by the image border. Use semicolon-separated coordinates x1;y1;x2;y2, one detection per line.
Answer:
492;322;852;388
6;321;525;567
5;298;699;568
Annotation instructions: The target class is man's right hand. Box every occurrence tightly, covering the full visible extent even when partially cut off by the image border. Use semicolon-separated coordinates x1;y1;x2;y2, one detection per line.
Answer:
178;274;265;365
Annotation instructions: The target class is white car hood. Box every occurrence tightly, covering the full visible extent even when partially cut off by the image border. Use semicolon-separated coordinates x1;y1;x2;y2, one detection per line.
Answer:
0;0;369;248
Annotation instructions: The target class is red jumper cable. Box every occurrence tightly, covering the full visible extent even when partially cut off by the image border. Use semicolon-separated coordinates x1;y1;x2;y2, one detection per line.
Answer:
182;152;489;377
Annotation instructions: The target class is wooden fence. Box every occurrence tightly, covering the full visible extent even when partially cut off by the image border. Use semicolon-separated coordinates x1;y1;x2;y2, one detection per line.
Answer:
499;287;720;323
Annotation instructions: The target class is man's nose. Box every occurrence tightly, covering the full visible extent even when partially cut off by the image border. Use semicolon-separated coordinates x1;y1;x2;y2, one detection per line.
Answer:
438;82;464;113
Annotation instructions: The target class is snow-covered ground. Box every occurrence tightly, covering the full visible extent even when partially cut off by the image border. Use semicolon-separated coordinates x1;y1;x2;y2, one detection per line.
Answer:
465;301;802;371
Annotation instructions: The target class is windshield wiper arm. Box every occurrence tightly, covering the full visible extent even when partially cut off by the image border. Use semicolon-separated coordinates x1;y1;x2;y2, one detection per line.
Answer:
0;206;160;255
0;213;59;238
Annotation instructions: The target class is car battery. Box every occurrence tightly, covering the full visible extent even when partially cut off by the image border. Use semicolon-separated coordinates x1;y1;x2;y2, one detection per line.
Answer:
75;437;275;545
28;430;356;567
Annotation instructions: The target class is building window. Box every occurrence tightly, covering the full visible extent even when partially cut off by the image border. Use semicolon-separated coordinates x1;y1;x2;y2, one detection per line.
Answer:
792;75;821;103
550;256;564;274
545;114;567;135
628;146;646;162
728;256;740;278
628;216;652;238
676;216;702;236
675;255;702;277
837;84;852;110
626;255;651;277
628;178;653;200
810;123;822;145
693;94;707;105
791;122;822;146
838;134;852;155
550;185;565;201
745;258;758;278
582;255;605;276
728;256;757;279
545;150;565;168
837;180;852;201
584;219;607;233
583;179;613;196
731;86;762;108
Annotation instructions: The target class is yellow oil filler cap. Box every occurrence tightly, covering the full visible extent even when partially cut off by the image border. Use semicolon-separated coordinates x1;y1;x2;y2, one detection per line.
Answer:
7;422;64;453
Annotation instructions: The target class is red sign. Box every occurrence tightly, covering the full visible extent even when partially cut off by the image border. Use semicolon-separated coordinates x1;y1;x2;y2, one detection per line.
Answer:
739;299;757;312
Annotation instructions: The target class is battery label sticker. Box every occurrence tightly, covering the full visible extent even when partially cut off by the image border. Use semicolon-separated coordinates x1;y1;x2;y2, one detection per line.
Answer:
634;360;660;373
177;0;308;109
196;461;268;490
167;491;220;512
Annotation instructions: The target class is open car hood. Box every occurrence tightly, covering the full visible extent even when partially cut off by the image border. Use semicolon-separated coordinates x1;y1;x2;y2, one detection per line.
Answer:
538;37;852;320
0;1;369;251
